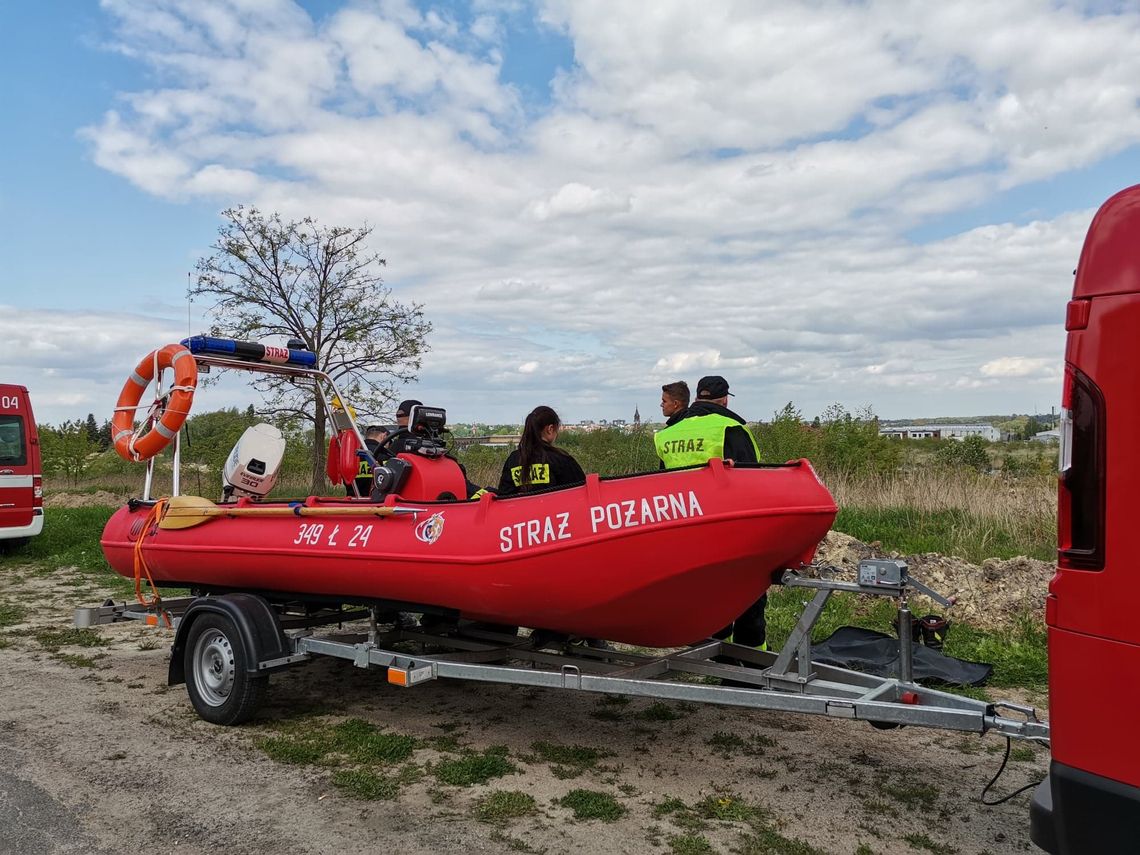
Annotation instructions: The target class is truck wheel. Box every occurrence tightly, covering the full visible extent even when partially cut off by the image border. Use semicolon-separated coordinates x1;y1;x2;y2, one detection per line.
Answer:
184;613;267;725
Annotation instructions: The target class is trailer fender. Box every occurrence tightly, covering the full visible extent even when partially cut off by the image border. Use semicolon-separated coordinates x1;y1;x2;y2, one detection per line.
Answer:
169;594;291;686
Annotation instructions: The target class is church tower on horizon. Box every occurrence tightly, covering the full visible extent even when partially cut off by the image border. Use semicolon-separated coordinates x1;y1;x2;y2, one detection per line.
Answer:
634;405;640;427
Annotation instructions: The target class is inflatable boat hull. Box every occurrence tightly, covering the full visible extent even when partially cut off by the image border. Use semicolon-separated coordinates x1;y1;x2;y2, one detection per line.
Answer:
101;459;836;647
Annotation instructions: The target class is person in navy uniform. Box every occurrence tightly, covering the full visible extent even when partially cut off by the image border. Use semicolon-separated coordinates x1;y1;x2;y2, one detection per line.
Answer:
497;406;585;496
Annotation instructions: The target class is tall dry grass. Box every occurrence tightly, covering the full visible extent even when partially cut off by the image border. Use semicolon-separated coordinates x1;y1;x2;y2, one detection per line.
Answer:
822;468;1057;561
824;468;1056;521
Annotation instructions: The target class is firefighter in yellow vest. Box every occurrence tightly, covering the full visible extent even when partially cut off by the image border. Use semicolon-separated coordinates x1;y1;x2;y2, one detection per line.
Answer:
654;375;768;650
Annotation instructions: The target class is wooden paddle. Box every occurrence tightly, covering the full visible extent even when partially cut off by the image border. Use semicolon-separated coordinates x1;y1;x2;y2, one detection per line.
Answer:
157;495;425;530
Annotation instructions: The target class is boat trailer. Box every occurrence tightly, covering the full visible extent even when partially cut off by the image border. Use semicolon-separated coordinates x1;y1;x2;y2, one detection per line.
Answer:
75;558;1049;745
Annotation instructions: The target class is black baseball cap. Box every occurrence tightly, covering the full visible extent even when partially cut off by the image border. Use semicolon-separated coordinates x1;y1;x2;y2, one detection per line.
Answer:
396;399;422;417
696;375;733;399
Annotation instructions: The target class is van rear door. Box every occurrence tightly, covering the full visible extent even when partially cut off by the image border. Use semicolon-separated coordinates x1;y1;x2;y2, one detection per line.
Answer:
0;386;40;534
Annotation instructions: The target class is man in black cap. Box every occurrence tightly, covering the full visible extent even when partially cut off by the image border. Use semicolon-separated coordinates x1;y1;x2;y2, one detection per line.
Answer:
653;375;759;468
395;399;422;429
381;398;422;458
653;375;767;650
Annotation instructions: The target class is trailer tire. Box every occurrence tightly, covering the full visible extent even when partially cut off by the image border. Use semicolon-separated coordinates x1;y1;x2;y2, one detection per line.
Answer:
184;613;267;725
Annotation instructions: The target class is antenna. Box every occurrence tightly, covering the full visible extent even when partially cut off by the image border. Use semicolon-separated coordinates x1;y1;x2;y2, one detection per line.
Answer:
187;271;192;340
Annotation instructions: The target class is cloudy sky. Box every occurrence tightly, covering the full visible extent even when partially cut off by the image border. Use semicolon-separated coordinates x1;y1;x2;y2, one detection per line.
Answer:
3;0;1139;426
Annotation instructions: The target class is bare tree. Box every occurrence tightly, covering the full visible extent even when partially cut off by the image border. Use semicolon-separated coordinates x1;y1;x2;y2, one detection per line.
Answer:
193;206;431;492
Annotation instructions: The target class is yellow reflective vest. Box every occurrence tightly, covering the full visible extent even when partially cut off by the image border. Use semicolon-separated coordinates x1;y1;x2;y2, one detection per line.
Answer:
654;413;761;470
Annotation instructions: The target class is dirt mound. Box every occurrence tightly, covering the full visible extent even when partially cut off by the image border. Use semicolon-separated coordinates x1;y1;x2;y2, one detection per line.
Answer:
814;531;1052;628
45;490;126;508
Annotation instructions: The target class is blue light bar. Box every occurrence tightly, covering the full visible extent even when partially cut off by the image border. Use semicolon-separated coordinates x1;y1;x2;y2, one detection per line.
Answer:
182;336;318;367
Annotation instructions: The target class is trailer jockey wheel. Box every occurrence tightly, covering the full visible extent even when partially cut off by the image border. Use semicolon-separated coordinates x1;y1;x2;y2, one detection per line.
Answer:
185;613;268;726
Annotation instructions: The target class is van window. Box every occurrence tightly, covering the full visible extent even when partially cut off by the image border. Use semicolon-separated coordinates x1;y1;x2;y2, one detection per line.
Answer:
0;415;26;466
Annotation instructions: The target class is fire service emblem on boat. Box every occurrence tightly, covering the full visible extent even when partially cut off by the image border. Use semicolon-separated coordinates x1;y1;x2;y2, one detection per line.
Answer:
414;512;445;545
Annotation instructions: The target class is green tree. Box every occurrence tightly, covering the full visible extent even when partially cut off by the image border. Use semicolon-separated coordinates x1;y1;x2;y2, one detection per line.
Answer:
1022;416;1045;440
97;419;113;451
83;413;99;444
756;402;817;463
815;404;899;476
936;435;991;472
193;206;432;492
959;435;991;472
40;420;98;485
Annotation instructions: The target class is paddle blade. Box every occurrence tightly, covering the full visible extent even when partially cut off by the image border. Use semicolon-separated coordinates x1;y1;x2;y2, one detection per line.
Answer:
158;495;223;530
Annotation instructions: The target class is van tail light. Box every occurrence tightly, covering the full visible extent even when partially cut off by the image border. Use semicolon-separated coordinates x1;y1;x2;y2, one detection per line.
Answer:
1058;363;1105;569
32;474;42;508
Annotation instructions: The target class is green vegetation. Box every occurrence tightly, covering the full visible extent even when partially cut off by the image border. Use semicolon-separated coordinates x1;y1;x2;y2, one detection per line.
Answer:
694;793;766;824
0;602;26;629
474;790;538;824
636;701;688;722
557;789;626;821
655;794;823;855
834;506;1052;563
667;833;714;855
34;627;109;650
53;652;101;668
735;829;829;855
654;797;708;832
255;717;415;767
432;746;515;786
529;741;610;778
17;506;117;572
765;587;1048;690
705;732;775;758
330;769;400;800
876;778;939;812
942;613;1048;689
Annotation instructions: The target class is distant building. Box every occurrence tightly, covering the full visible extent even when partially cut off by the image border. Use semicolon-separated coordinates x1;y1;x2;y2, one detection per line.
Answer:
633;406;640;427
611;419;627;427
880;424;1000;441
1032;429;1061;443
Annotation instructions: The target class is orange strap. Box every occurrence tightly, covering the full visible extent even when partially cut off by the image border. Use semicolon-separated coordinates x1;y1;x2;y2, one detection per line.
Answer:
132;499;172;628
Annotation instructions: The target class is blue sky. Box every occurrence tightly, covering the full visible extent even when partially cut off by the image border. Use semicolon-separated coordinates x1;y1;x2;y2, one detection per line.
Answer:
3;1;1140;426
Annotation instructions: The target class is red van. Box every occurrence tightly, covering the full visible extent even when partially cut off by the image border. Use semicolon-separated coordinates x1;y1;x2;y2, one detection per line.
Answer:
1030;185;1140;852
0;385;43;548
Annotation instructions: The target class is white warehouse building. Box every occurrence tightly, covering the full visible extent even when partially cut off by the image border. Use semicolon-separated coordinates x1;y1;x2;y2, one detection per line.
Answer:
879;424;1000;441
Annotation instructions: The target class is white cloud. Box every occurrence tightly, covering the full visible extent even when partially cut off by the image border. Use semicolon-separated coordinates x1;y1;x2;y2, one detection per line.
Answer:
527;183;631;221
980;356;1055;378
49;1;1140;424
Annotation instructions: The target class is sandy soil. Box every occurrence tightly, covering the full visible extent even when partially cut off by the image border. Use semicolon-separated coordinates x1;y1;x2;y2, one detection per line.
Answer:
43;491;129;509
0;558;1049;855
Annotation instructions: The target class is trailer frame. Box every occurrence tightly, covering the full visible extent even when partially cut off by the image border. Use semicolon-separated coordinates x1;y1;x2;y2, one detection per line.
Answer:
75;564;1050;743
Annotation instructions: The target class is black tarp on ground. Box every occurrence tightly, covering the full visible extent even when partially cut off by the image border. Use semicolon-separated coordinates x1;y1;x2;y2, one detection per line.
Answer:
810;625;993;687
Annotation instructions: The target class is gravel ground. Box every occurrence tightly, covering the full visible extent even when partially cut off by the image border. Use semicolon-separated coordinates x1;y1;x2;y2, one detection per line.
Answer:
0;562;1049;855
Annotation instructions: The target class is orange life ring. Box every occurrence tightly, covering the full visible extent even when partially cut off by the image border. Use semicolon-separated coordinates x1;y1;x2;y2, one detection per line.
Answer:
112;344;197;462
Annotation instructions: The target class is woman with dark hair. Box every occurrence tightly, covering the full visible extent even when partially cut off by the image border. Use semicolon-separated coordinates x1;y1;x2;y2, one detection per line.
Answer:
497;405;586;496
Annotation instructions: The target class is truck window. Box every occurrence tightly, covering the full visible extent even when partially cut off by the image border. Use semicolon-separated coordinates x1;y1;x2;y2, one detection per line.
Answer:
0;415;26;466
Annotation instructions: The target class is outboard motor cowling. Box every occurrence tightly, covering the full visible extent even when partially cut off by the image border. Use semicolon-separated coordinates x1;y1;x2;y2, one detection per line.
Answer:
223;423;286;501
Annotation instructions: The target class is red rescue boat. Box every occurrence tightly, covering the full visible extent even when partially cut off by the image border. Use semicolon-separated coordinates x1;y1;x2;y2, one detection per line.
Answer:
99;338;837;647
101;457;836;646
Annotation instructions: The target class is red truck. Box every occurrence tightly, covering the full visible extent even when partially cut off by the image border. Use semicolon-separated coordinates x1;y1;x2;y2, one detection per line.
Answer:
0;385;44;548
1031;185;1140;852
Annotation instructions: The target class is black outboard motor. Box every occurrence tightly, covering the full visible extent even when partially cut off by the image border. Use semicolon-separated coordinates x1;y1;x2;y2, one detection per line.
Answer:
369;405;462;500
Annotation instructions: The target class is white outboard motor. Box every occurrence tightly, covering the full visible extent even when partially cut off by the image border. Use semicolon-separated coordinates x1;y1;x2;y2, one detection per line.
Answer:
222;423;286;501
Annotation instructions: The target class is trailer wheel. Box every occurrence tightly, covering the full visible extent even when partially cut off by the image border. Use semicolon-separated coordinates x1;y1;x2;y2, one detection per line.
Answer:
184;613;267;725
